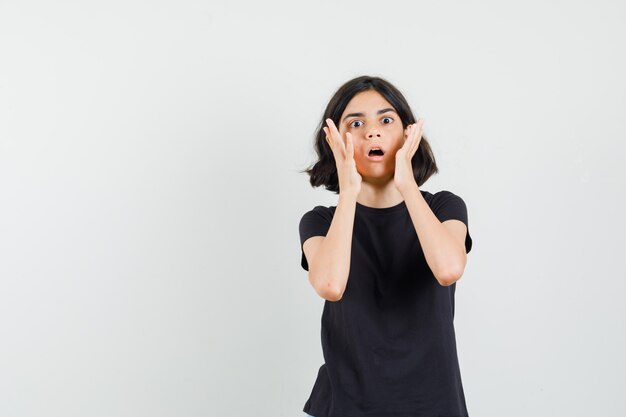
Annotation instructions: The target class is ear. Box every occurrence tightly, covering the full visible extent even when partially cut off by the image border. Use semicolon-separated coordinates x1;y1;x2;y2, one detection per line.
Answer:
404;123;414;135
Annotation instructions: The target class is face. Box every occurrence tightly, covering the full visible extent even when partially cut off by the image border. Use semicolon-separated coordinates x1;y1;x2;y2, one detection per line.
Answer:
338;90;407;182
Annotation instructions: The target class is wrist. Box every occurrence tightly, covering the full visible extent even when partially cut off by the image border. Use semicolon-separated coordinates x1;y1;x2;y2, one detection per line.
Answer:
397;180;419;197
338;190;359;203
338;185;360;198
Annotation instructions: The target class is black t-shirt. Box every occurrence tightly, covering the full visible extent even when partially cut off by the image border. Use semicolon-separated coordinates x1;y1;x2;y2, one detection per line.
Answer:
298;190;473;417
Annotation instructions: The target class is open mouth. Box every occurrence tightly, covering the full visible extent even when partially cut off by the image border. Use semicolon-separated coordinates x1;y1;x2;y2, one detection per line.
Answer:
368;148;384;157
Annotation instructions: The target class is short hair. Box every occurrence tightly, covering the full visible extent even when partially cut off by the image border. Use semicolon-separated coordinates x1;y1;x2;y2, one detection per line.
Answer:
303;75;438;193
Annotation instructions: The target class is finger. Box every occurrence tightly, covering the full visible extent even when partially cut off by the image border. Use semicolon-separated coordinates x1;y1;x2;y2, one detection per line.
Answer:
402;124;414;150
324;120;334;144
326;119;345;147
346;132;354;159
323;121;343;161
414;119;424;140
326;118;346;157
323;127;331;145
410;120;424;156
403;124;417;156
323;127;334;154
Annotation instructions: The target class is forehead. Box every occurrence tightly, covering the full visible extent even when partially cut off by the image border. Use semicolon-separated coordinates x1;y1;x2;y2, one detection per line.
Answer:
342;90;394;116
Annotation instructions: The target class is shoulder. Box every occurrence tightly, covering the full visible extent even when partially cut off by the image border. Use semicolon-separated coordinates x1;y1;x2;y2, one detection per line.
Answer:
426;189;473;253
424;189;470;224
431;189;465;200
299;205;336;247
427;189;468;206
300;205;336;222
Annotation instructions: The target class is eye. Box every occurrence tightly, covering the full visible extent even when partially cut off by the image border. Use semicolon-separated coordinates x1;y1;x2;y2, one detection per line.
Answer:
349;120;363;128
381;117;393;124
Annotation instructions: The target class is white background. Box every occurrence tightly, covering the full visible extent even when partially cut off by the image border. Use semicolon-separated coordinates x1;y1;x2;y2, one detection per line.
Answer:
1;1;625;416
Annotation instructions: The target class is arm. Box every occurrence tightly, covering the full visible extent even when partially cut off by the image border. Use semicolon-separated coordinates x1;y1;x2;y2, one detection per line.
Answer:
394;121;468;286
303;118;361;301
303;192;357;301
399;183;468;286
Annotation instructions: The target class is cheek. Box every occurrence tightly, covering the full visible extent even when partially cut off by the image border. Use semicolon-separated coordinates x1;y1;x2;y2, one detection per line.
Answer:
394;127;407;146
353;151;368;169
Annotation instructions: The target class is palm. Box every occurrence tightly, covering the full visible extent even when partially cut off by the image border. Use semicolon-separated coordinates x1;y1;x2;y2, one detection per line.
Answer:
324;119;362;194
394;120;424;190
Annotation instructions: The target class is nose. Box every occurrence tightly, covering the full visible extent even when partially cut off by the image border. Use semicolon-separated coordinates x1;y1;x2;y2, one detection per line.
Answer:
367;128;381;140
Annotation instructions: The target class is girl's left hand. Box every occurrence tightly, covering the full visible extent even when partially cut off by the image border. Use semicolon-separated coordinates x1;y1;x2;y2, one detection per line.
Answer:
394;119;424;192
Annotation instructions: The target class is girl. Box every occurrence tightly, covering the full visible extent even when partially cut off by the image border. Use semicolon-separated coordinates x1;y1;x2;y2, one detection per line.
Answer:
299;76;473;417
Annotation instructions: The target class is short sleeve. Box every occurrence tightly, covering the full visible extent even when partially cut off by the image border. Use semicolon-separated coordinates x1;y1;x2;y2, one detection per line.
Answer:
298;206;334;271
430;190;473;254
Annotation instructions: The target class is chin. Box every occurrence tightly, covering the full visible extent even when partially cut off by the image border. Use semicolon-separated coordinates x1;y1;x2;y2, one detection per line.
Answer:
362;172;394;184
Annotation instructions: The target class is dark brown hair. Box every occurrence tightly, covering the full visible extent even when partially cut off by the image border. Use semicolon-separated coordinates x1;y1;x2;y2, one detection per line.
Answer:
303;75;438;193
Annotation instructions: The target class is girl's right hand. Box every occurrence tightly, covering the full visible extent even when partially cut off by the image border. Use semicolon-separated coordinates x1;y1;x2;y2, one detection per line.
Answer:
323;118;362;196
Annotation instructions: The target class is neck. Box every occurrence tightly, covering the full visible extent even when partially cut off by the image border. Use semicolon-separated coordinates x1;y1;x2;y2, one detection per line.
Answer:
356;179;405;208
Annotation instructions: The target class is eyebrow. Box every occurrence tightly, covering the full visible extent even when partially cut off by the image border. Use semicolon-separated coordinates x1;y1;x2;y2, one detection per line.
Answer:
342;108;397;122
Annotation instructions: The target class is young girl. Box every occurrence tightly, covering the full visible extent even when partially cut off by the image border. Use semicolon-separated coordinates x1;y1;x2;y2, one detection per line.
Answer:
299;76;473;417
